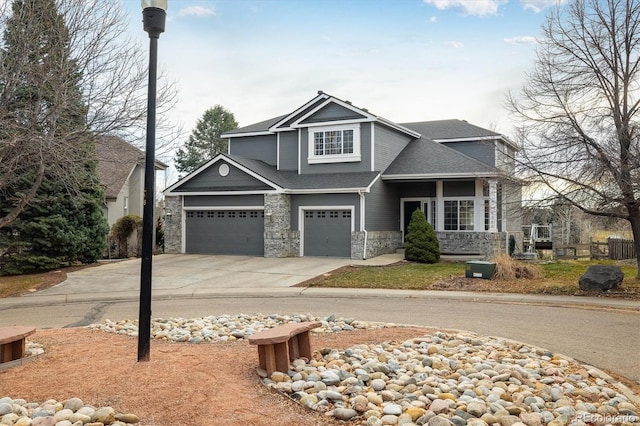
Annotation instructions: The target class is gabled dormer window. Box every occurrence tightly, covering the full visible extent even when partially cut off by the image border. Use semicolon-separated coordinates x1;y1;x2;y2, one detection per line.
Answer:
308;124;361;164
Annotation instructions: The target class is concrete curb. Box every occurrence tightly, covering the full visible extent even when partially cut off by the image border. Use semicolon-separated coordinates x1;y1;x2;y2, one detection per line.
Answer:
2;288;638;313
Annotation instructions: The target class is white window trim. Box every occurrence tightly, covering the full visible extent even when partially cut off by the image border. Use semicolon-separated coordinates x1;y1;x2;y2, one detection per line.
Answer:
307;124;361;164
443;198;476;231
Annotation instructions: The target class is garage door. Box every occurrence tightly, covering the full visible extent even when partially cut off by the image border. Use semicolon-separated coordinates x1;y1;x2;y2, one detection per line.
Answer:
303;210;351;257
185;210;264;255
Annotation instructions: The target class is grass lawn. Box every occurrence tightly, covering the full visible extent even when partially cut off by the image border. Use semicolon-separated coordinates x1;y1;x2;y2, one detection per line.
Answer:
0;264;95;298
305;259;640;298
1;259;639;299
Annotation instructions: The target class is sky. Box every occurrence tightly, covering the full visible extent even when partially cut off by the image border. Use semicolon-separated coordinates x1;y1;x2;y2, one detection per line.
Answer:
122;0;560;167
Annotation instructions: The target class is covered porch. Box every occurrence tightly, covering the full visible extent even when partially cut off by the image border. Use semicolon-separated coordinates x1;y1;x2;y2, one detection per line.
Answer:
393;178;508;258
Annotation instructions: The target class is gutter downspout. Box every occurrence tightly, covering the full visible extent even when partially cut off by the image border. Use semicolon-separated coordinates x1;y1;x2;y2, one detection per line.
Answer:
359;190;367;260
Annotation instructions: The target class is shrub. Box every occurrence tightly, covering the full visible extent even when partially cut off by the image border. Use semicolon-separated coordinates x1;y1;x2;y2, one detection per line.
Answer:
110;215;142;258
404;208;440;263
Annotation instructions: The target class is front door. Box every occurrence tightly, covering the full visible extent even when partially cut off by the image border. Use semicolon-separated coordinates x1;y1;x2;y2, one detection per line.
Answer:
403;201;421;241
402;199;437;240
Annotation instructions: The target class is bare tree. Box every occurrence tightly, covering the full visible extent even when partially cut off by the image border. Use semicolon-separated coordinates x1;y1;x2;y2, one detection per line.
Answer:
509;0;640;277
0;0;178;229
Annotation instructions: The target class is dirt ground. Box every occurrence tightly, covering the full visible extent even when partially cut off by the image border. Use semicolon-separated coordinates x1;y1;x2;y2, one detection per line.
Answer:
0;327;433;426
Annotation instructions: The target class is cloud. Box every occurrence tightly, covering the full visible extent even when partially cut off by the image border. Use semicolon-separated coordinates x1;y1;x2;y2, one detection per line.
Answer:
444;41;464;49
178;6;216;17
430;16;438;23
423;0;507;16
520;0;565;13
504;36;538;45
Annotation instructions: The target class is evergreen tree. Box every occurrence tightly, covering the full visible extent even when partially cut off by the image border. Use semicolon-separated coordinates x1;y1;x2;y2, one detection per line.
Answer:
0;0;107;275
175;105;238;174
404;208;440;264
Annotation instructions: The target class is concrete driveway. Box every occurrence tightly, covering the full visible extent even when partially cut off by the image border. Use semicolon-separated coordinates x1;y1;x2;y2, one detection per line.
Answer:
35;253;401;298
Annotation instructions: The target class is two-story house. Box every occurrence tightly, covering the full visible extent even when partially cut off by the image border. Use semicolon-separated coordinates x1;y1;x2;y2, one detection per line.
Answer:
163;91;522;259
96;136;168;228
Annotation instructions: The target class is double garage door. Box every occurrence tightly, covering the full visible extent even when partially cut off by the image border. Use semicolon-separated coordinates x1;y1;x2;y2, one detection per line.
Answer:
185;210;264;255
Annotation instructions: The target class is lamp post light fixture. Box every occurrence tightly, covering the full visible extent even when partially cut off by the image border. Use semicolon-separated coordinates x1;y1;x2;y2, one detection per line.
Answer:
138;0;167;362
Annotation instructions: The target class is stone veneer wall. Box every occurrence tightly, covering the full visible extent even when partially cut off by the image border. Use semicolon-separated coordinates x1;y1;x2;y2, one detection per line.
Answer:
164;195;182;254
264;193;299;257
437;232;509;259
352;231;402;260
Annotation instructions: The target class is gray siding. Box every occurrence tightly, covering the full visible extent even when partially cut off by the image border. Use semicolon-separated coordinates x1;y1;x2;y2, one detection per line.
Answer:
300;102;366;123
291;193;360;230
443;181;475;197
176;162;272;192
442;141;495;166
229;134;277;166
504;181;522;232
374;123;413;172
184;194;264;207
299;125;372;174
397;182;436;198
278;131;298;171
365;180;401;231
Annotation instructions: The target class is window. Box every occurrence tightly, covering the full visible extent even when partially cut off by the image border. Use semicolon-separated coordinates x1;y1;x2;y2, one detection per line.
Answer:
314;130;353;155
308;124;361;164
444;200;474;231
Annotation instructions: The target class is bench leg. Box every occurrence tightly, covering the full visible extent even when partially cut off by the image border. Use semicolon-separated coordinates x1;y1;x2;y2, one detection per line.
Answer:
274;342;290;374
289;331;312;360
0;339;25;363
258;342;291;375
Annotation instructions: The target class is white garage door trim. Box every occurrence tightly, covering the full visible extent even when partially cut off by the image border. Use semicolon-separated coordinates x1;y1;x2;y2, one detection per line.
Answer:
298;205;355;257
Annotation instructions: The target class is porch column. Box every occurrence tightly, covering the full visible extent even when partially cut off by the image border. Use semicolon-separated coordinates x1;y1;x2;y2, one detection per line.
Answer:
474;180;484;231
435;181;443;232
489;179;498;232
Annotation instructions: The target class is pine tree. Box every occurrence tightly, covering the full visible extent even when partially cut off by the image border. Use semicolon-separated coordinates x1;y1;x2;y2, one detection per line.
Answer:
0;0;107;275
175;105;238;174
404;208;440;264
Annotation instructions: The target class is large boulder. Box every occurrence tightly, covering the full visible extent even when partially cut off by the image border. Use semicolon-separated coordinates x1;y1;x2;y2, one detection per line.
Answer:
579;265;624;291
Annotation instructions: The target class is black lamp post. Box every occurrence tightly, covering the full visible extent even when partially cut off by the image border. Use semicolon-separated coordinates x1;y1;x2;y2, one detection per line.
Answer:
138;0;167;362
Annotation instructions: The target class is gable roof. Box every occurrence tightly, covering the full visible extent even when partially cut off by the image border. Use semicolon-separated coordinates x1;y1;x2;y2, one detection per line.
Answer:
96;136;168;199
382;137;500;180
222;91;421;139
164;153;379;195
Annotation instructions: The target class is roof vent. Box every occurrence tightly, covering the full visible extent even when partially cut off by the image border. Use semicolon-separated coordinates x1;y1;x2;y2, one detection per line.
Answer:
362;108;368;112
317;90;324;95
345;100;352;105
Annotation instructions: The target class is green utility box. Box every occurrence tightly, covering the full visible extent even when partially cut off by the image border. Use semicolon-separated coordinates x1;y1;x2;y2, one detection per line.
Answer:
465;261;496;279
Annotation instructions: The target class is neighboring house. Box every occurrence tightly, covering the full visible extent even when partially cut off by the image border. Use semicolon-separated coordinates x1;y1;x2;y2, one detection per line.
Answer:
96;136;168;228
163;91;522;259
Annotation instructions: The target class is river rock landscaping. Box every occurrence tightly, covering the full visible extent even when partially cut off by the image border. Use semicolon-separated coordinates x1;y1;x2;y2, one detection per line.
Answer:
2;314;639;426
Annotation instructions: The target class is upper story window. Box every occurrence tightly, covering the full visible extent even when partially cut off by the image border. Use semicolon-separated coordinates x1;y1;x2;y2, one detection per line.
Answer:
307;124;361;164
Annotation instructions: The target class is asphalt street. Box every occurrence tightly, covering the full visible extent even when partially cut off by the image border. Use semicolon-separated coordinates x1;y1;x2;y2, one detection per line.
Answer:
0;254;638;387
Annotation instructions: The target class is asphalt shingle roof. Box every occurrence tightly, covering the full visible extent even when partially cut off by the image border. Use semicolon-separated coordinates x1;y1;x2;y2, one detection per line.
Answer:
96;136;167;199
383;137;498;177
227;155;378;190
223;115;288;135
401;119;500;140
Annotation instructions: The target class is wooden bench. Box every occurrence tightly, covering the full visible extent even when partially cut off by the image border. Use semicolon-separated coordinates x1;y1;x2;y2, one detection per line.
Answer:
0;326;36;364
248;321;321;375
